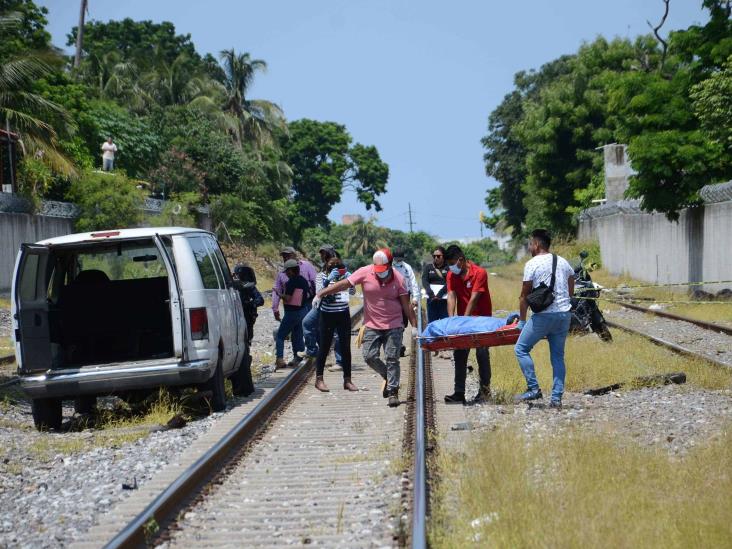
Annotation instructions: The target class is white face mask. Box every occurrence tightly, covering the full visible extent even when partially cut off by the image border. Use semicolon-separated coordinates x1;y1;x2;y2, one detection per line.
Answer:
448;263;462;275
376;269;390;279
393;259;403;266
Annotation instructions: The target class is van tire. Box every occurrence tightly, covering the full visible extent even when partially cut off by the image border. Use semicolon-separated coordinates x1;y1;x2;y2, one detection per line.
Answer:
32;398;62;431
202;354;226;413
231;352;255;397
74;396;97;415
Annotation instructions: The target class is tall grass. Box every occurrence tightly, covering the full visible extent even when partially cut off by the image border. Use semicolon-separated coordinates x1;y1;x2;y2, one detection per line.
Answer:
488;260;732;392
430;424;732;548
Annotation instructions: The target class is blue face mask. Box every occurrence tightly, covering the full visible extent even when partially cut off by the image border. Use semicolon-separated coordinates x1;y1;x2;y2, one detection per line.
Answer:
393;260;403;267
448;263;462;275
376;269;390;279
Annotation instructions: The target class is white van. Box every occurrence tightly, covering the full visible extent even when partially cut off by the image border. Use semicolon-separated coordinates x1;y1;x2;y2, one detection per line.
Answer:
11;227;252;430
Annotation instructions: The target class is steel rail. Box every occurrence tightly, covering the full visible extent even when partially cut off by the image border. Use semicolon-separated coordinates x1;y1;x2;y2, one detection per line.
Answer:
105;306;363;549
605;320;731;369
609;299;732;336
411;299;427;549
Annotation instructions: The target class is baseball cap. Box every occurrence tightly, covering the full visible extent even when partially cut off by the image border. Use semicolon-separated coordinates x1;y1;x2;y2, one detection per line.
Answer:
283;259;299;269
280;246;296;255
372;248;393;273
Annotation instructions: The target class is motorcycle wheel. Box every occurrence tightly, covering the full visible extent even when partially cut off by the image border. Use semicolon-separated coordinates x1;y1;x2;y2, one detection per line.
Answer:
590;310;613;342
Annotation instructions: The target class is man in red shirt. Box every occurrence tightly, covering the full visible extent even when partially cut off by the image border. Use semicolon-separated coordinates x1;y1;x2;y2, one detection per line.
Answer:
444;244;493;404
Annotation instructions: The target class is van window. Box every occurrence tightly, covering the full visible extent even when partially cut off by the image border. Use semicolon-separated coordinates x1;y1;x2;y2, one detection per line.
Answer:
188;236;220;289
209;238;233;287
75;241;167;281
19;254;40;301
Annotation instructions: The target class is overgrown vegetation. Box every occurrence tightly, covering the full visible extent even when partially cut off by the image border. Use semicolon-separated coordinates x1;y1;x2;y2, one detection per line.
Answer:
431;425;732;548
1;0;388;243
483;1;732;239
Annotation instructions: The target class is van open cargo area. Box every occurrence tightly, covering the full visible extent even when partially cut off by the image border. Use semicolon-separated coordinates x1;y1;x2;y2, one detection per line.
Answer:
55;274;173;367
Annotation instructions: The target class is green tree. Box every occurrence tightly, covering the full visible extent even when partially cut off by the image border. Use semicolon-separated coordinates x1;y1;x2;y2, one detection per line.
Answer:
67;171;144;231
285;119;389;245
0;0;50;60
691;55;732;153
218;48;285;149
0;13;75;176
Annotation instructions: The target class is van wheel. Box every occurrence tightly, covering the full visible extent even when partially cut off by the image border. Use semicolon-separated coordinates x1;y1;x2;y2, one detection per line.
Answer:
74;396;97;416
202;354;226;413
31;398;62;431
231;352;255;397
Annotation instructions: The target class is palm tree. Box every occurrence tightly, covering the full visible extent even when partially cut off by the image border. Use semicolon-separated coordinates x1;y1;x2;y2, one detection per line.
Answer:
218;48;286;149
0;15;75;176
344;219;388;257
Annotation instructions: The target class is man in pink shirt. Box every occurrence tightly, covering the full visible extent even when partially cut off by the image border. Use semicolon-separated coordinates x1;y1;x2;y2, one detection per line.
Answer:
318;248;416;407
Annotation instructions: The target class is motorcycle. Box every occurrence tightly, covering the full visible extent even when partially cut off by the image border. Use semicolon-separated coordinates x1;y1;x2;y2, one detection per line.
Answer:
569;251;613;341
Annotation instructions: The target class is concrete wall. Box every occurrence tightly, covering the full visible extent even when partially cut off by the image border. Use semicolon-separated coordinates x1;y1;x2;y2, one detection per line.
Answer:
0;212;74;292
578;199;732;293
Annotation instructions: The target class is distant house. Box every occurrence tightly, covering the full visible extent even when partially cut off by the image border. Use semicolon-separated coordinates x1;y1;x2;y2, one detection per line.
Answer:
0;129;19;193
341;214;363;225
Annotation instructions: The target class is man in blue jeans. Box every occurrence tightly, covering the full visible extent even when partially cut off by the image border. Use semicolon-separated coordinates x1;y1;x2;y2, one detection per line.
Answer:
514;229;575;408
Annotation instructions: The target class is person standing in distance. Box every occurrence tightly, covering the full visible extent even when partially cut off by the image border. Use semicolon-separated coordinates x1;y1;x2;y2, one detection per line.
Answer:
392;247;420;357
514;229;575;408
422;246;449;323
444;244;493;404
318;248;417;408
101;137;117;171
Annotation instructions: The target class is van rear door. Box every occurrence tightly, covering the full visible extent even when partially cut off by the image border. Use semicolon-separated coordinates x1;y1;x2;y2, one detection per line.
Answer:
12;244;52;373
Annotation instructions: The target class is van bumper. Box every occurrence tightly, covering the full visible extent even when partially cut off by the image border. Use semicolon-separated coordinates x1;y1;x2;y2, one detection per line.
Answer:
19;358;214;399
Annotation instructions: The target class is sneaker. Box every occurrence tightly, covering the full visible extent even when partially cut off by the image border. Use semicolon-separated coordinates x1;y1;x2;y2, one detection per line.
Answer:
514;389;543;402
328;364;343;372
388;390;400;407
549;399;562;409
444;392;466;404
469;386;491;405
287;356;303;368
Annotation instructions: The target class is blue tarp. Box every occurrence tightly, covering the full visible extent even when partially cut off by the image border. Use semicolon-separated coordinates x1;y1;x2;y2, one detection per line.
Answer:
421;314;517;341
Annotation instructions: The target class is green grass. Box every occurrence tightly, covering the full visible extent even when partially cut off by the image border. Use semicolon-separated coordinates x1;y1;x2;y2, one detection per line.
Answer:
489;262;732;392
430;424;732;549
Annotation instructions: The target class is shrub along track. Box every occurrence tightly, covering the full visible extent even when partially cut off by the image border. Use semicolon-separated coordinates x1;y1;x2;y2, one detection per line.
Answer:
86;305;435;549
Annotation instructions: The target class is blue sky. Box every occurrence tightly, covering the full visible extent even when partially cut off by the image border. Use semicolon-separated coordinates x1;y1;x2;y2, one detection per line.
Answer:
39;1;708;241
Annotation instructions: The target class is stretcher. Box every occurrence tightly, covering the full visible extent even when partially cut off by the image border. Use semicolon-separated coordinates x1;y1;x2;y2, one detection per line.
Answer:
418;316;521;351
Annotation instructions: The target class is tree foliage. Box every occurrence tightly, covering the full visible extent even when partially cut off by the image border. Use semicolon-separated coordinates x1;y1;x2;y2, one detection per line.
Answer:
67;171;144;232
483;2;732;234
285;119;389;245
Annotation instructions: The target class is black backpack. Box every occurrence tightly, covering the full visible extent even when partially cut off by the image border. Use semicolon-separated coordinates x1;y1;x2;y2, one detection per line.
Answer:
526;254;556;313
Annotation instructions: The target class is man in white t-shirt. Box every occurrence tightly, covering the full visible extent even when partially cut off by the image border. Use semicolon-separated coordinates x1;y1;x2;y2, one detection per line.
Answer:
101;137;117;171
514;229;575;408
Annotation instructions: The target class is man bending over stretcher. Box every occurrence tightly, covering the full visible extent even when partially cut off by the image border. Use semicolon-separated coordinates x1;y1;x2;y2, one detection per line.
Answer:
444;245;493;404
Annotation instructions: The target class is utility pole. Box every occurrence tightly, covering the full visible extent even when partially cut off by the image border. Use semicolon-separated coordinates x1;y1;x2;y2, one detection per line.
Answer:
74;0;88;69
407;203;415;233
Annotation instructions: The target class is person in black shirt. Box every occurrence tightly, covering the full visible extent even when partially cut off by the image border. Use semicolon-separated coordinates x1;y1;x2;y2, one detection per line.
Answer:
422;246;449;323
274;259;312;370
232;263;264;396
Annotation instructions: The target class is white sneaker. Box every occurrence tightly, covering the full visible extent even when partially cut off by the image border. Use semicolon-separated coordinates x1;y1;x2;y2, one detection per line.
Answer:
328;364;343;372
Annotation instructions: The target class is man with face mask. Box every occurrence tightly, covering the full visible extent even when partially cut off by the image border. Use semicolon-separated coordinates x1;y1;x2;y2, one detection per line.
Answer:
444;244;493;404
317;248;417;408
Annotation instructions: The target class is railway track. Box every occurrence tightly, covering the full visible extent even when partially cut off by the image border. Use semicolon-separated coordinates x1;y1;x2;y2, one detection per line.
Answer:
604;301;732;369
85;304;433;549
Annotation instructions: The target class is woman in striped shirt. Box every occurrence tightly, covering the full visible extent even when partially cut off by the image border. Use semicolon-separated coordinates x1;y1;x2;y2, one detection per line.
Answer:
314;257;357;392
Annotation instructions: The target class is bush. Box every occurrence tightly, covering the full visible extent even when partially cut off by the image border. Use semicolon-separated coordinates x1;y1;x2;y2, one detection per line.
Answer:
67;171;144;231
17;157;53;211
210;193;276;244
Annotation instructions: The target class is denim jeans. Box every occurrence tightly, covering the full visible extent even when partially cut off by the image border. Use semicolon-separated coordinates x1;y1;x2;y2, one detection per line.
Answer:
361;327;404;392
102;158;114;171
303;306;342;362
276;307;308;359
514;311;571;400
427;299;448;324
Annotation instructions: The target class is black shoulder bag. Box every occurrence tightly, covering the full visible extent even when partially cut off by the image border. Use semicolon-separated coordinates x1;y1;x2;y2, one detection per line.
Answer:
526;254;556;313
